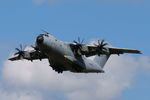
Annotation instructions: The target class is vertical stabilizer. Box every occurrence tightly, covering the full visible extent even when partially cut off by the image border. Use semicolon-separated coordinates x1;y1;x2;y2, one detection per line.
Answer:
93;55;110;68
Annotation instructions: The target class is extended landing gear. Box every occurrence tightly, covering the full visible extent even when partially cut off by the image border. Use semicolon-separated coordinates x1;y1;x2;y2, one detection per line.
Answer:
57;70;63;74
49;64;64;74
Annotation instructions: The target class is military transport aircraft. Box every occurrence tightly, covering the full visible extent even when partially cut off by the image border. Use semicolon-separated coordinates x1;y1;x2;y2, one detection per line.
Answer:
9;32;141;73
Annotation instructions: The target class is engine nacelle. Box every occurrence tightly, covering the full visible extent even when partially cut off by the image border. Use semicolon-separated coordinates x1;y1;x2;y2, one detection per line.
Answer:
81;45;89;52
23;51;31;59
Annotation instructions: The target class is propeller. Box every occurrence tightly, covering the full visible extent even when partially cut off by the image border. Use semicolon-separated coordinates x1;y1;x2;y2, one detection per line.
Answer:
14;44;26;59
31;45;39;51
73;37;84;55
94;40;108;55
73;37;84;45
31;45;42;61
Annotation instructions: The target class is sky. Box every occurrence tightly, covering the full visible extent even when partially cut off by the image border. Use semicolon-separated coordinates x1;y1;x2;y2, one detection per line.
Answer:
0;0;150;100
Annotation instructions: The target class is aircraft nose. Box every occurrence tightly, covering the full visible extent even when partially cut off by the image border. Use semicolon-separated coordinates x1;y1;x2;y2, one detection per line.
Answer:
36;35;44;44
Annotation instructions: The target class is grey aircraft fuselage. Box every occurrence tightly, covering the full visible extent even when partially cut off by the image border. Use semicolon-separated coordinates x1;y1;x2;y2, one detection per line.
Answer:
36;34;105;73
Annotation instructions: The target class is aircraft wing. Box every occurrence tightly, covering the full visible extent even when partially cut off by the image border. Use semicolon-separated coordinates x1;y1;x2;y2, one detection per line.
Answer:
9;50;48;61
9;56;22;61
108;47;141;54
70;43;141;57
87;46;141;56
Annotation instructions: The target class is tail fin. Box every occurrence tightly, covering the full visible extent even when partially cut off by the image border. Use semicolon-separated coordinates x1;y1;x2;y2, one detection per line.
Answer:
93;55;110;68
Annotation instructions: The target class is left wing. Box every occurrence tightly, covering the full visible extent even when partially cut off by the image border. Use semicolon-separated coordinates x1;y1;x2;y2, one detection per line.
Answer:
9;50;48;61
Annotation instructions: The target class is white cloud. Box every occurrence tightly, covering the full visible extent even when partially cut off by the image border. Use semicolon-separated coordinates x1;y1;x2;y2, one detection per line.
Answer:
1;55;150;100
0;86;42;100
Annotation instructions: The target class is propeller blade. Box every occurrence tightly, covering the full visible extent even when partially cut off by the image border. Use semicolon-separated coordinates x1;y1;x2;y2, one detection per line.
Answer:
81;39;84;44
15;48;20;52
73;40;78;44
31;45;39;51
20;44;23;51
98;40;100;45
100;40;104;45
78;37;80;44
14;52;19;55
102;43;108;47
23;45;27;50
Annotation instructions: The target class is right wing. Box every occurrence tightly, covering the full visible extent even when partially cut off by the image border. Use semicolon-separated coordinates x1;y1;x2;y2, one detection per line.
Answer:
9;50;48;61
86;46;141;56
70;43;141;57
108;47;141;54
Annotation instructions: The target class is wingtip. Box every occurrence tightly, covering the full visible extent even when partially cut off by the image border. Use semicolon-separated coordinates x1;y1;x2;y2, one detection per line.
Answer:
137;50;142;54
8;56;19;61
8;58;14;61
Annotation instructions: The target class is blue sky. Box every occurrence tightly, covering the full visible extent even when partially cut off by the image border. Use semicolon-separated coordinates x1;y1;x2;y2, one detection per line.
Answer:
0;0;150;100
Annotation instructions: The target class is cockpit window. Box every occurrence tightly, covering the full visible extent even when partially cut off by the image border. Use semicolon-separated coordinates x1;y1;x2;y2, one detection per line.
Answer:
44;34;49;37
39;33;49;37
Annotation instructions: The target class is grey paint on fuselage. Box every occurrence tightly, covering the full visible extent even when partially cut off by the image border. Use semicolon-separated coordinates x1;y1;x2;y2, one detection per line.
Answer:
36;34;105;73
